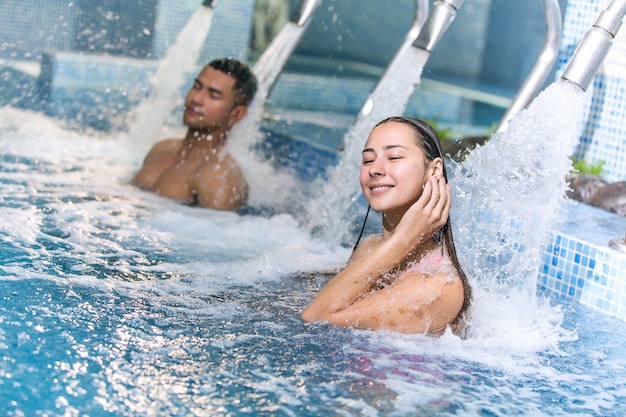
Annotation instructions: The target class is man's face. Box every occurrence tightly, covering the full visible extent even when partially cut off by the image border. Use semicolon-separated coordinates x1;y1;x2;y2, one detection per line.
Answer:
183;66;240;132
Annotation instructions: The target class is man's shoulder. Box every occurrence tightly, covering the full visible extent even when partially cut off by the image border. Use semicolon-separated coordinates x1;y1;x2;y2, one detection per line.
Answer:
145;138;183;156
199;153;243;176
152;138;183;149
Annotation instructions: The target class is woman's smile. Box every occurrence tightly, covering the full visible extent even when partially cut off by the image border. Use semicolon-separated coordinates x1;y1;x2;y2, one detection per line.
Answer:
369;183;394;194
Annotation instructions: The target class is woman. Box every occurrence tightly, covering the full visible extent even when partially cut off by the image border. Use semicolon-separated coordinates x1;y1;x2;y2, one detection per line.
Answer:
301;117;471;336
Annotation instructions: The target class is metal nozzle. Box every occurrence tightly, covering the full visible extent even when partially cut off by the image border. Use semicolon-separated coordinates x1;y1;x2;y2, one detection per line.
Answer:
412;0;465;52
202;0;218;8
289;0;322;27
560;0;626;91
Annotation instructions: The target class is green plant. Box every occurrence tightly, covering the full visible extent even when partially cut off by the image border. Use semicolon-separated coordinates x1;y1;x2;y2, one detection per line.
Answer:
570;158;604;176
422;118;454;142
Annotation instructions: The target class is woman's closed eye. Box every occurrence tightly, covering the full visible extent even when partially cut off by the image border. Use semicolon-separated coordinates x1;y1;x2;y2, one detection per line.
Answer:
385;150;407;161
362;151;376;165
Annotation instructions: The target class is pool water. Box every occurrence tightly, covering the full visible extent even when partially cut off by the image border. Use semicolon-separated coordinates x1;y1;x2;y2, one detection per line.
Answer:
1;107;626;416
2;277;626;416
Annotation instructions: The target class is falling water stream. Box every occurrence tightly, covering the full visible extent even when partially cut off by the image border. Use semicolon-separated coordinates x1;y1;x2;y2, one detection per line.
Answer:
227;21;317;211
126;6;216;153
453;80;586;335
230;22;309;153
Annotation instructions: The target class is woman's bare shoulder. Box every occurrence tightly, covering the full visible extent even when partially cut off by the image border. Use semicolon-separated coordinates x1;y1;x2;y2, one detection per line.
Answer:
349;234;383;263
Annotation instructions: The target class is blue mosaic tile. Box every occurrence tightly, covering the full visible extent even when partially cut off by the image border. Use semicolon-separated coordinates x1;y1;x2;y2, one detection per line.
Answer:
541;202;626;322
558;0;626;182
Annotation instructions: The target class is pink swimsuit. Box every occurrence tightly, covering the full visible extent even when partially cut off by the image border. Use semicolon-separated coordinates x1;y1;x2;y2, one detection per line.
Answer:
402;249;455;276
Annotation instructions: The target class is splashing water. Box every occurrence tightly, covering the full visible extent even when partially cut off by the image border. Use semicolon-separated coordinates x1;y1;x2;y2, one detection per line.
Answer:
308;47;430;245
126;6;216;153
451;80;586;338
228;23;315;213
6;93;626;417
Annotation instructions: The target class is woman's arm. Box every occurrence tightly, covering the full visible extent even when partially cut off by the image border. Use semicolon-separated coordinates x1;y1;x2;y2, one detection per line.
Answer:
301;177;451;324
314;269;464;334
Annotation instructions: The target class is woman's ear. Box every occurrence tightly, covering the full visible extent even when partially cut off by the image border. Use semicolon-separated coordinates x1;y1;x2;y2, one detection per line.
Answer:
427;157;444;179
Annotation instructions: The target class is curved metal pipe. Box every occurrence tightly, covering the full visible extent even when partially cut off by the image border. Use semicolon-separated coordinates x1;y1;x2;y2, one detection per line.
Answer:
411;0;432;39
496;0;562;133
290;0;322;27
201;0;218;8
413;0;464;52
561;0;626;91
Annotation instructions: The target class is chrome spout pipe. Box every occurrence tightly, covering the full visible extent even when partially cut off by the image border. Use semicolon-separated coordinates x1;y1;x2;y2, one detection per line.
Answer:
412;0;465;52
290;0;322;27
496;0;562;133
561;0;626;91
201;0;218;8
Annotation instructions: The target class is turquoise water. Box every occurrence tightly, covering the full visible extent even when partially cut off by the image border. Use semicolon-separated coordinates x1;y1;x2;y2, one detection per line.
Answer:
1;108;626;416
2;276;626;416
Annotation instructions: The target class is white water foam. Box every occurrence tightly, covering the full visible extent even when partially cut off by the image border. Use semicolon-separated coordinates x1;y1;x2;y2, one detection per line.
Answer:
0;107;348;297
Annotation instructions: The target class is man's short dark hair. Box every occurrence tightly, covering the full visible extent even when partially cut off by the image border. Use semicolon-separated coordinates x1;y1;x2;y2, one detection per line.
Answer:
208;58;258;107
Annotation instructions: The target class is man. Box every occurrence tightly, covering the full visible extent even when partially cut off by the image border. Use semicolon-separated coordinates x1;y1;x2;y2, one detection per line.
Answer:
134;58;257;210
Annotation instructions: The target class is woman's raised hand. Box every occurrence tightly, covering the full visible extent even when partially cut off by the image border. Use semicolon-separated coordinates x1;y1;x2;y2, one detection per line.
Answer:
393;176;451;249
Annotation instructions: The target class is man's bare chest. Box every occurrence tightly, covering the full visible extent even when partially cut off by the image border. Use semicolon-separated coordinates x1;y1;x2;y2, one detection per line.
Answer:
152;158;206;200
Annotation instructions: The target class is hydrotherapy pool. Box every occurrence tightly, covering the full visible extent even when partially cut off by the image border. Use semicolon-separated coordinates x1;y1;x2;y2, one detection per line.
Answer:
1;105;626;416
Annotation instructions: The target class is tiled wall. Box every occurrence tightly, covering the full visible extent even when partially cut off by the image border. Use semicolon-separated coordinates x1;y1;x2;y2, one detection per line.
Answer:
536;0;626;321
557;0;626;183
0;0;75;60
539;202;626;321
